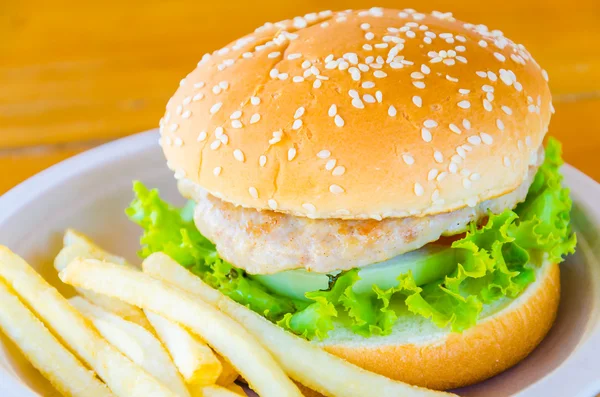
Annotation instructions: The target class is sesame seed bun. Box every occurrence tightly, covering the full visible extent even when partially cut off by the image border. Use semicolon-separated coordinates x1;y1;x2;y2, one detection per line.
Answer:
300;261;559;393
160;7;552;220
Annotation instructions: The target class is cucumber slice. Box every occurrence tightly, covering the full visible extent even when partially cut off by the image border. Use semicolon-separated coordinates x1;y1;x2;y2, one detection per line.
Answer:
252;245;457;301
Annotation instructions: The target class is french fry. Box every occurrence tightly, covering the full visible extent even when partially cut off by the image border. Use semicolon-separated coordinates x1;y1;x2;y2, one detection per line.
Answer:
201;384;247;397
70;297;189;397
145;310;223;386
62;229;130;267
54;237;151;330
142;253;455;397
215;355;239;386
0;280;112;397
225;383;247;396
0;246;177;397
59;258;303;397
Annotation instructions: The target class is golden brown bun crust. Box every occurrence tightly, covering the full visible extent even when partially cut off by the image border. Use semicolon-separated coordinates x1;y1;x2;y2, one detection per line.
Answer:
160;8;552;220
308;262;560;392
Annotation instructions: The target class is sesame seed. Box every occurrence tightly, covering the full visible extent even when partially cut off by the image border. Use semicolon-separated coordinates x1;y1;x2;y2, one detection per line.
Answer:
317;150;331;159
174;137;183;147
181;110;191;119
365;32;375;40
210;103;223;114
476;71;487;78
249;187;259;199
292;119;302;130
250;96;260;105
449;163;458;173
458;100;471;109
446;75;459;82
433;150;443;163
250;113;261;124
542;69;549;82
362;94;374;104
428;169;439;181
325;159;337;171
458;88;470;95
313;79;322;88
483;99;492;112
374;70;387;79
176;105;183;115
334;115;344;127
514;81;523;92
259;155;267;167
233;149;245;162
421;128;432;142
503;156;511;167
414;183;424;196
268;199;278;210
213;166;222;176
496;119;505;130
424;119;438;128
455;45;466;52
212;86;222;95
501;105;513;115
361;22;371;30
193;82;205;89
494;52;506;62
412;96;423;107
421;64;431;74
193;93;204;101
179;78;186;87
349;89;359;98
480;132;493;145
210;140;221;150
388;105;397;117
487;71;498;81
352;98;364;109
287;53;302;60
375;91;383;103
197;131;207;141
463;179;472;189
402;154;415;165
294;107;305;118
292;76;304;83
411;72;424;79
478;40;488;47
328;104;337;117
182;96;192;106
332;166;346;176
467;135;482;145
362;81;375;89
230;111;242;120
303;203;316;212
288;148;297;161
413;81;426;89
231;120;243;129
169;124;179;132
437;172;448;182
462;119;471;130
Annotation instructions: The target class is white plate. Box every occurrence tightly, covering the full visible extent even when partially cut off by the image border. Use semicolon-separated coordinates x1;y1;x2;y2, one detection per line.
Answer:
0;130;599;397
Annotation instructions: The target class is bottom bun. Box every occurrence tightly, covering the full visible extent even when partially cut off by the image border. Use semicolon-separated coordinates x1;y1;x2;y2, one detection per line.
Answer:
307;261;560;393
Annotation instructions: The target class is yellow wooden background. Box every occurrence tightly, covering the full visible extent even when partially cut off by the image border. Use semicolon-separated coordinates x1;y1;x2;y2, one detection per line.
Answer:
1;0;599;193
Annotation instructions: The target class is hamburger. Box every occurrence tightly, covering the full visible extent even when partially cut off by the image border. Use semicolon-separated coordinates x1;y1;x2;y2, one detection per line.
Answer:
127;7;576;391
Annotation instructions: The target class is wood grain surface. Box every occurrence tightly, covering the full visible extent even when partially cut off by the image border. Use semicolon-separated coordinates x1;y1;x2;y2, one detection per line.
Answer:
0;0;599;194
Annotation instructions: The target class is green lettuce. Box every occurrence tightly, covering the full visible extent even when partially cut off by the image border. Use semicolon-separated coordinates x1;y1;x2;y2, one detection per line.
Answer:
127;138;576;339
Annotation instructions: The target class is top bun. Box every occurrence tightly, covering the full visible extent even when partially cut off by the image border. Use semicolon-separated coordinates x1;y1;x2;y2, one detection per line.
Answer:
159;7;552;220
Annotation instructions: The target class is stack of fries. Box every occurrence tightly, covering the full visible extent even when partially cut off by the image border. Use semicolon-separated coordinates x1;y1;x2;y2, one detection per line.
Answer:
0;230;452;397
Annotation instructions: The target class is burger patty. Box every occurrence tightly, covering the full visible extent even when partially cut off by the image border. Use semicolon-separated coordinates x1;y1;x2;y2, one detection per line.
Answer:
178;161;541;275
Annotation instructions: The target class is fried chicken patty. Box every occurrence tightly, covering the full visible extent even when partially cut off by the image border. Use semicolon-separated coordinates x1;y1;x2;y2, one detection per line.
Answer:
178;158;541;275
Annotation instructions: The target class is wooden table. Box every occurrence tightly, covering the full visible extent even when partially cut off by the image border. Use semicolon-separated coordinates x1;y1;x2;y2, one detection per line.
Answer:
1;0;599;194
